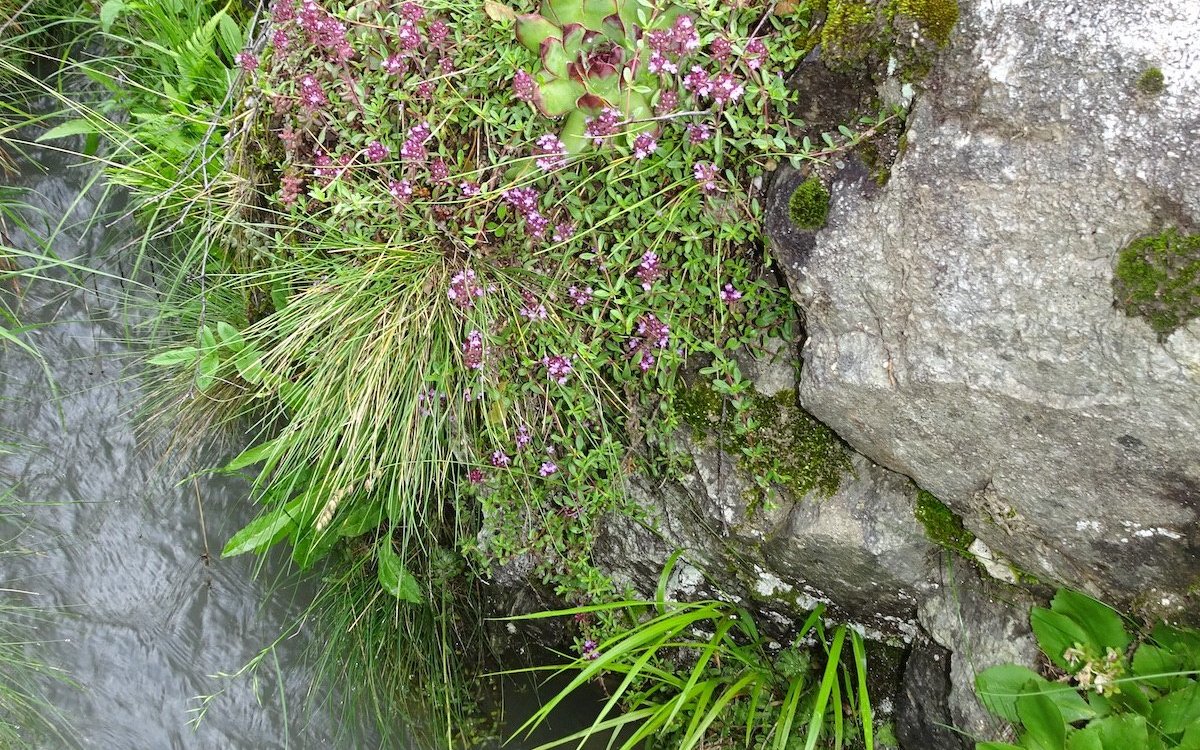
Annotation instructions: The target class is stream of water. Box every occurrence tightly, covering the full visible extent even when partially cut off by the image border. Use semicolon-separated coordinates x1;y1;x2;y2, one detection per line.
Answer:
0;132;614;748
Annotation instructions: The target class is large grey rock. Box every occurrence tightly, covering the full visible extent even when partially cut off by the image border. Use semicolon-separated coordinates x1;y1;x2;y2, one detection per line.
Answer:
595;436;938;638
772;0;1200;617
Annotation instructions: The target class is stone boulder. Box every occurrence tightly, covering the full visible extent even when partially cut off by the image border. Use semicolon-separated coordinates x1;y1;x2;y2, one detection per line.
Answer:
771;0;1200;618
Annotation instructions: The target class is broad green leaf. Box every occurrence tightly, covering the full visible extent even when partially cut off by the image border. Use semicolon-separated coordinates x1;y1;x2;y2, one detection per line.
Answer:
1065;729;1102;750
1076;714;1148;749
1031;607;1091;671
515;13;561;53
334;503;384;538
1150;682;1200;734
36;119;98;142
195;350;219;391
233;346;266;384
1132;644;1187;691
978;666;1095;724
377;539;422;603
535;77;585;117
1050;590;1130;654
222;506;296;556
216;321;244;351
100;0;125;32
147;346;200;366
1016;691;1066;750
199;324;217;350
977;744;1023;750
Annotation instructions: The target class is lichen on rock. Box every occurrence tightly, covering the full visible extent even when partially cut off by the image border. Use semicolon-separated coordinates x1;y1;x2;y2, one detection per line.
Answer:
1113;227;1200;337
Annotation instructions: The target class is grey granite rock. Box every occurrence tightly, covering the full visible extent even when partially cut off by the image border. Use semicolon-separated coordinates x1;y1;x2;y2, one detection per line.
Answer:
769;0;1200;617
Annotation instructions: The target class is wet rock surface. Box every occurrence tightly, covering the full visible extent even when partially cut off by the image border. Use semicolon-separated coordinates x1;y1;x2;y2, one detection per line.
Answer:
769;0;1200;616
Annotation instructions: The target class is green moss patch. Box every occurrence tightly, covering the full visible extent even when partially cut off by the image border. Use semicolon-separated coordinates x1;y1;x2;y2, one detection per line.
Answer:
1113;228;1200;336
895;0;959;47
1137;67;1166;96
678;382;851;500
914;490;974;552
787;176;831;230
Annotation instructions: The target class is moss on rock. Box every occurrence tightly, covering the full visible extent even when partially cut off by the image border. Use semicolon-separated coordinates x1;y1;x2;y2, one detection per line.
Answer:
894;0;959;47
788;176;831;229
820;0;883;72
678;382;851;500
1137;67;1166;96
1112;228;1200;337
914;490;974;553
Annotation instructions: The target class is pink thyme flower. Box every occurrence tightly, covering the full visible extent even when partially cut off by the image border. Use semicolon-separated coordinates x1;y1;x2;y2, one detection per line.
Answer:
720;283;742;303
637;313;670;348
648;51;677;75
279;172;304;205
743;37;768;70
710;36;732;61
534;133;567;171
439;56;454;73
637;251;662;290
710;72;744;104
567;285;592;307
646;29;670;53
400;2;425;21
539;461;558;477
383;54;405;74
552;222;575;243
397;20;422;50
687;122;712;143
365;141;389;162
298;74;328;110
273;29;291;51
655;89;678;116
448;269;485;307
672;15;699;53
582;639;600;660
584;108;621;145
271;0;295;24
683;66;711;97
519;291;549;321
632;133;657;160
513;70;536;101
389;179;413;202
524;211;549;239
515;424;532;449
693;161;719;193
542;354;572;384
460;181;481;196
468;468;485;484
491;450;511;468
502;187;540;215
428;19;449;45
235;50;259;72
463;329;484;369
415;80;434;98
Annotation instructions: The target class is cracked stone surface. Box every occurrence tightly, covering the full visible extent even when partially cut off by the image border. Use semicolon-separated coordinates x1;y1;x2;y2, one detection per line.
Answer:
769;0;1200;618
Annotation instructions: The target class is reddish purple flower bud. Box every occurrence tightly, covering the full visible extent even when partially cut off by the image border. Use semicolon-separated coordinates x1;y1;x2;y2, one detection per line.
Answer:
428;19;449;45
512;70;536;102
584;108;621;145
298;73;328;110
646;29;670;53
683;66;711;97
542;355;572;384
743;37;768;70
430;157;448;181
468;468;485;483
534;133;567;171
235;50;259;72
463;329;484;369
383;54;405;74
365;140;389;162
389;179;414;202
439;56;454;73
693;161;719;193
637;251;663;290
655;89;678;116
567;285;592;307
271;0;295;23
552;222;575;243
448;269;485;307
633;133;657;160
279;172;304;205
710;36;732;61
400;2;425;21
272;29;290;51
416;80;434;98
710;72;744;104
